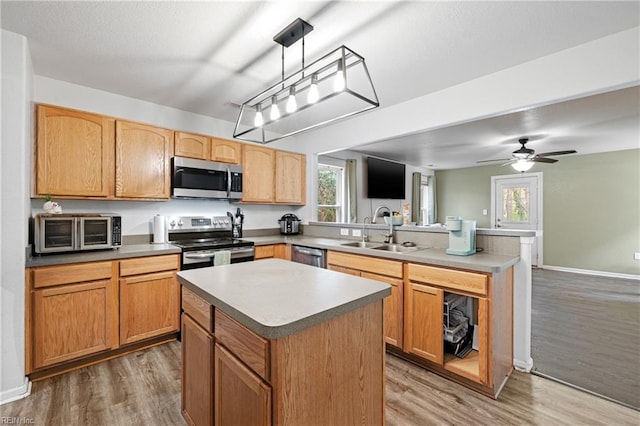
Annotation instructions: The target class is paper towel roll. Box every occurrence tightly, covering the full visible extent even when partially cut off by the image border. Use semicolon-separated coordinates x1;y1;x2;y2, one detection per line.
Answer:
153;215;166;244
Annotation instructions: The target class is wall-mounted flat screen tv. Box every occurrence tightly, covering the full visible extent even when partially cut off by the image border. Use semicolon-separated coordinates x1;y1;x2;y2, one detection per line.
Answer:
366;157;405;199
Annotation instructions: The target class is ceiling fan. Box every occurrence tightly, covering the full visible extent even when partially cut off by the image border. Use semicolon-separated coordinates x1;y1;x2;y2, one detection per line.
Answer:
477;138;577;171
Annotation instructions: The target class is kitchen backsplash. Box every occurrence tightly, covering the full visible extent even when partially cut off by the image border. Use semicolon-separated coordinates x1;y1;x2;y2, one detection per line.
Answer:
30;198;305;236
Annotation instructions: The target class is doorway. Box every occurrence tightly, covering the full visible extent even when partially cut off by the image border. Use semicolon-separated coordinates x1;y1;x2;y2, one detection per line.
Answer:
491;173;542;266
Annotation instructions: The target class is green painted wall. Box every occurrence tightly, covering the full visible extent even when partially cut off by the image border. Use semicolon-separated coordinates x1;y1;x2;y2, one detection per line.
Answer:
435;149;640;275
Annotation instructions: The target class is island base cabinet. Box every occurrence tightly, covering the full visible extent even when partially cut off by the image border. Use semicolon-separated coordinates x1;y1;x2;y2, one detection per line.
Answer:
215;343;271;426
181;314;214;426
270;301;385;426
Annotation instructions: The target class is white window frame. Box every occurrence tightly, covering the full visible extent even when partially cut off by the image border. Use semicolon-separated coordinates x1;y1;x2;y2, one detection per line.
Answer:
317;163;345;223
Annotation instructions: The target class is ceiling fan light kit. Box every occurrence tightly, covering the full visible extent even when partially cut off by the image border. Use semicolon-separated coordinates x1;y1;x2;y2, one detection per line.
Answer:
233;18;379;144
477;137;577;172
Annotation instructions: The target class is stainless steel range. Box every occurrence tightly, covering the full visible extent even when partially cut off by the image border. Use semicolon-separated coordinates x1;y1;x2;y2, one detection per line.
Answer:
166;215;255;270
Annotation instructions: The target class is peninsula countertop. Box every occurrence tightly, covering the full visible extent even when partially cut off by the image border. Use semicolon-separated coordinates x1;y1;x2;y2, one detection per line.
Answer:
177;258;391;339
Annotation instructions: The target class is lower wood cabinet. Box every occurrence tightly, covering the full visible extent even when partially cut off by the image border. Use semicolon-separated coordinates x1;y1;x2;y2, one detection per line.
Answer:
254;244;290;260
327;251;404;348
26;254;180;376
404;281;444;364
32;278;118;369
181;313;214;426
214;343;271;426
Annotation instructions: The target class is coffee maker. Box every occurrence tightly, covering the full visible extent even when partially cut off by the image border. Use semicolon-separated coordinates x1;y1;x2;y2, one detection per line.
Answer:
445;216;476;256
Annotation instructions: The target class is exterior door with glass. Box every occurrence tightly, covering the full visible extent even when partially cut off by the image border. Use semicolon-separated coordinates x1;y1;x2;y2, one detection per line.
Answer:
491;173;542;266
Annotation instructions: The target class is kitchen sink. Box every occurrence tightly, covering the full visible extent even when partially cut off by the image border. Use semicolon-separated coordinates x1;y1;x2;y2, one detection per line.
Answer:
371;244;419;253
340;241;384;249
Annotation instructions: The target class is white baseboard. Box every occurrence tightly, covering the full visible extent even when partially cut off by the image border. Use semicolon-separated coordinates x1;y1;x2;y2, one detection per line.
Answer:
542;265;639;280
514;357;534;373
0;378;31;405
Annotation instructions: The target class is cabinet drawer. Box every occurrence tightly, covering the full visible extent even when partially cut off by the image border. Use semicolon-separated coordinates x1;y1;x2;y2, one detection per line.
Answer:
407;263;487;296
254;245;275;259
119;254;179;276
215;310;270;381
32;261;113;288
327;251;403;278
182;287;213;333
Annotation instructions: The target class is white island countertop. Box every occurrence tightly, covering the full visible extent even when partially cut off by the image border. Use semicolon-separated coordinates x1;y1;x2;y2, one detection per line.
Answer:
177;259;391;339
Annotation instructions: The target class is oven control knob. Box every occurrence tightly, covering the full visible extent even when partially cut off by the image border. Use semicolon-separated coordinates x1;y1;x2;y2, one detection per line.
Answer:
178;220;184;227
170;220;176;228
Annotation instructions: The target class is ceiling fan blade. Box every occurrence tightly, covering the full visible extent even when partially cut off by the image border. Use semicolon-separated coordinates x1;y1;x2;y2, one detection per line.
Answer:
500;160;517;166
476;158;510;163
531;157;558;163
537;150;577;157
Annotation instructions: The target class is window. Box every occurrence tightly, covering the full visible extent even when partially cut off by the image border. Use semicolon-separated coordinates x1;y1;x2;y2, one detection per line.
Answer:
317;164;344;222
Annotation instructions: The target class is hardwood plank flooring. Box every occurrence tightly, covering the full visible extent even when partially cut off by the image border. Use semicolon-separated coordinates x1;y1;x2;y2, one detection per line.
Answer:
531;268;640;409
2;341;638;425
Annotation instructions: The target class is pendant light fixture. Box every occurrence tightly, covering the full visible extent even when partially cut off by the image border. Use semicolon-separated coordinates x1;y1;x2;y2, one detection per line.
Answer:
233;18;379;144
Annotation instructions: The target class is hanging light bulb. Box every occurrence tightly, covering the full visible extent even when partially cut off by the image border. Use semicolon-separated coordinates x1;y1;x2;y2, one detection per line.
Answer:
333;59;345;92
253;104;264;127
270;95;280;121
512;160;534;172
307;74;319;104
286;86;297;113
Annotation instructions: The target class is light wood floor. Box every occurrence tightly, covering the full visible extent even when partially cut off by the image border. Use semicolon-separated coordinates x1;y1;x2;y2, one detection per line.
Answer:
2;341;638;425
531;268;640;409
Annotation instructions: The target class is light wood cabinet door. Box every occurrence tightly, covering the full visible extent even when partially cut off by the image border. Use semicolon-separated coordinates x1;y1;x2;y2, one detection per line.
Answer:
211;138;241;164
115;120;173;199
242;145;275;203
119;270;180;345
275;151;305;204
33;279;118;369
175;131;210;160
36;105;114;197
254;245;275;260
181;313;214;426
362;271;403;348
214;343;271;426
404;281;443;364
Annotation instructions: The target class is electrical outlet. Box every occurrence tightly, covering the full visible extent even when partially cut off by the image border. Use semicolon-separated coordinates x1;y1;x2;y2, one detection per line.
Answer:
482;209;488;216
352;229;362;237
340;228;349;236
634;252;640;260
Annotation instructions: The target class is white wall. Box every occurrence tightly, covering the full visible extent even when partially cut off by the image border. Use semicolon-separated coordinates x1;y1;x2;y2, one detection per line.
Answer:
1;30;33;403
33;77;307;231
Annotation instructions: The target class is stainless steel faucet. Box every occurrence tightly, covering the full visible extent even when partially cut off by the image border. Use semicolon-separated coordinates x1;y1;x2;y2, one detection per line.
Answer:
384;223;394;244
372;205;390;224
362;217;371;242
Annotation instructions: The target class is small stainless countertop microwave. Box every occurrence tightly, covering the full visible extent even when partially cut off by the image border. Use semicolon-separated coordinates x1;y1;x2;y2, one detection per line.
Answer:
171;156;243;200
34;213;122;254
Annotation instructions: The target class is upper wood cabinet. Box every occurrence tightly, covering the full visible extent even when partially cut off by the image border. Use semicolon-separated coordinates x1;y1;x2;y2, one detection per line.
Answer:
115;120;173;199
174;132;241;164
242;144;306;205
275;151;305;204
242;144;275;203
36;105;115;197
211;137;241;164
174;131;210;160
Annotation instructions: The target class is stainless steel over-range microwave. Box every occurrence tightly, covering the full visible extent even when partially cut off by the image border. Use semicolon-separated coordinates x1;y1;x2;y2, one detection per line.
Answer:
34;213;122;254
171;156;243;200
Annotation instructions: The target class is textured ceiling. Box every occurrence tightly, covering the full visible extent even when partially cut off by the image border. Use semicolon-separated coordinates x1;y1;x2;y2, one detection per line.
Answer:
2;1;639;168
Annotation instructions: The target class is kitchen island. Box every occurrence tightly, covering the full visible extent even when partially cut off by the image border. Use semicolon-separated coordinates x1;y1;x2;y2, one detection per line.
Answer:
177;259;391;426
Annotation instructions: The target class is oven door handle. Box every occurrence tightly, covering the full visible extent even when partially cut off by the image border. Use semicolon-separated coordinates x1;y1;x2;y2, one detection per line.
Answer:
226;166;231;197
184;253;216;259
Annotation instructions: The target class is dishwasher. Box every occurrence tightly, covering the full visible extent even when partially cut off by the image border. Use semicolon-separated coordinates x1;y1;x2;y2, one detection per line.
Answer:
291;245;327;268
